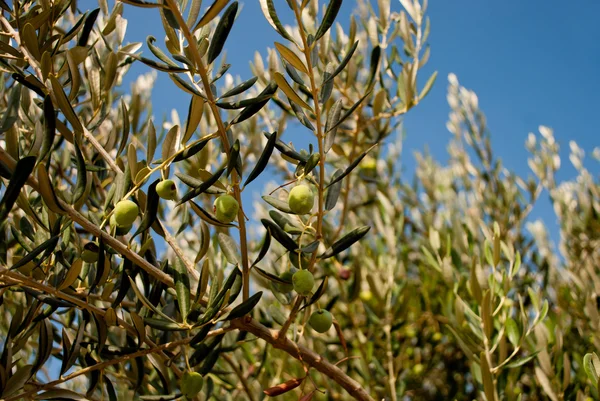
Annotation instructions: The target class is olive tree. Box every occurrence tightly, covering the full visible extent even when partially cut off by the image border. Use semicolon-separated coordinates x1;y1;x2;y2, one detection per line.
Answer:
0;0;599;400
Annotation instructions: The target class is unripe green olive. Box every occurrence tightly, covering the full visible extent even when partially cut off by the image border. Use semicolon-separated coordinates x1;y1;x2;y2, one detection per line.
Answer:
213;195;239;223
412;363;424;375
309;309;333;333
359;156;377;176
276;268;296;293
81;250;98;263
292;269;314;296
81;242;99;263
288;184;314;215
113;200;139;227
156;179;178;200
181;371;203;399
110;214;133;235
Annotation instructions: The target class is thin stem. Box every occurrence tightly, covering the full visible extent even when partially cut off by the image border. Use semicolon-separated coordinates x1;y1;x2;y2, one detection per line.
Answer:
222;353;257;401
163;0;251;302
278;0;327;340
231;318;375;401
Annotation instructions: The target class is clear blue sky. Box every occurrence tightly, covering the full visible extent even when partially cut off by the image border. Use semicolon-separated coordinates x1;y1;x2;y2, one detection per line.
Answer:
123;1;600;242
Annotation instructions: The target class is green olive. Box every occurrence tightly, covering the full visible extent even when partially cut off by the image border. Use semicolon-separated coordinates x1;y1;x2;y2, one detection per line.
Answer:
276;268;296;293
288;184;314;215
81;242;100;263
156;179;178;200
292;269;314;296
309;309;333;333
110;214;132;235
359;156;377;176
181;371;203;399
213;195;239;223
113;200;139;227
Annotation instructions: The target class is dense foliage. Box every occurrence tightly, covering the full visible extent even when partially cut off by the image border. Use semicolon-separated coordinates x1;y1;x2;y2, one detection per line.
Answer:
0;0;598;400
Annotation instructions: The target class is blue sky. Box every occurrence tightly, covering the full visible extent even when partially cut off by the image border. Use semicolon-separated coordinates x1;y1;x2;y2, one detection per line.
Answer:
123;0;600;243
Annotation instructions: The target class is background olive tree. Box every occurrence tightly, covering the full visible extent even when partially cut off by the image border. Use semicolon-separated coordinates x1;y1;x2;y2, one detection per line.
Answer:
0;0;599;400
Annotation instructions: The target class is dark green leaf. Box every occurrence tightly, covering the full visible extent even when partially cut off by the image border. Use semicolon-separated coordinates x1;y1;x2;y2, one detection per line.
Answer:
232;82;278;124
226;139;242;178
10;235;59;271
190;323;214;346
325;169;343;210
366;46;381;90
132;179;160;238
264;132;308;163
326;91;371;134
314;0;343;41
261;0;295;42
325;41;359;84
225;291;262;320
78;8;100;46
72;138;87;203
177;167;226;205
144;317;188;331
173;257;191;322
190;201;236;227
301;277;328;310
251;228;271;267
0;156;36;222
38;95;56;163
116;100;130;157
220;76;258;99
324;146;374;189
173;137;210;162
319;226;370;259
207;2;238;64
253;266;287;285
244;131;277;187
261;219;298;253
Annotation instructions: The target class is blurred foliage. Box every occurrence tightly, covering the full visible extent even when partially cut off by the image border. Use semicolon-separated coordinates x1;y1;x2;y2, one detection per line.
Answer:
0;0;598;400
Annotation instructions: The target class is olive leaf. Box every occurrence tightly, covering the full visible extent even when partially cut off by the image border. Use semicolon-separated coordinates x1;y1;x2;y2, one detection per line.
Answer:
319;226;371;259
224;291;262;320
314;0;342;41
207;2;238;64
172;257;191;323
244;131;277;187
0;156;36;222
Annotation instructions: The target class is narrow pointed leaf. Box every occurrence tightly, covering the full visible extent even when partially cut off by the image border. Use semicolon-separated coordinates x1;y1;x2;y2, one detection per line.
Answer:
178;166;225;205
173;257;191;322
314;0;342;41
325;40;359;83
274;72;312;110
207;2;238;64
325;169;343;210
244;130;277;187
132;179;160;238
0;156;36;222
225;291;262;320
259;0;294;42
194;0;231;30
324;145;375;189
251;228;271;267
38;95;56;162
220;76;258;99
261;219;298;252
319;226;370;259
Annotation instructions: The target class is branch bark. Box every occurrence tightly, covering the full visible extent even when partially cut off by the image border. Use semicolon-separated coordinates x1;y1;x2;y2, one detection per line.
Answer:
232;318;375;401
